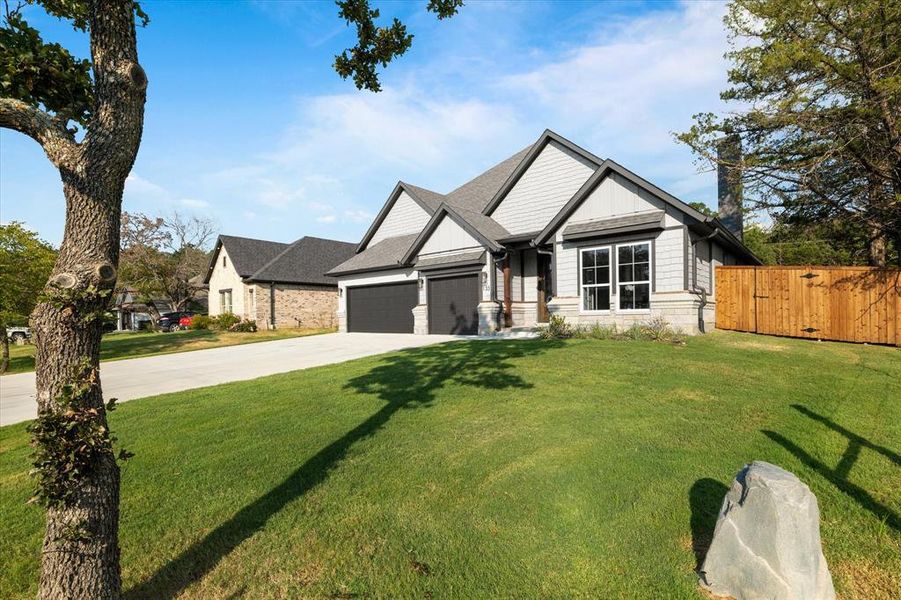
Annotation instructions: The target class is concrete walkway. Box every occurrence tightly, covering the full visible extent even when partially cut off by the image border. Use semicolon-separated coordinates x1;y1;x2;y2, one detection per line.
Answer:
0;333;459;426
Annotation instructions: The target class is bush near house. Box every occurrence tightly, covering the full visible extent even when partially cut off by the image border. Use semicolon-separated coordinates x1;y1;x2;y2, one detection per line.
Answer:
539;315;686;344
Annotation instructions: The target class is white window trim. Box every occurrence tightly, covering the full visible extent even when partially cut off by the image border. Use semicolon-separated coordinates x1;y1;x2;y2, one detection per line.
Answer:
616;241;652;313
579;245;612;314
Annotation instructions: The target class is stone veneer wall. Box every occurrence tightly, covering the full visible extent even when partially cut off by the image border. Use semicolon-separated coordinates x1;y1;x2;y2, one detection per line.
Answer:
253;283;339;329
547;291;715;334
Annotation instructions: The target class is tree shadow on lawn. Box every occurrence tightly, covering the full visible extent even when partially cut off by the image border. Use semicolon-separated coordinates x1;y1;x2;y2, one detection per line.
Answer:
125;338;560;599
762;404;900;534
689;478;729;571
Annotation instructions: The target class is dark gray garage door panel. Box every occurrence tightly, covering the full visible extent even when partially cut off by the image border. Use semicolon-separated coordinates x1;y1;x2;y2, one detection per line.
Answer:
347;282;417;333
428;274;479;335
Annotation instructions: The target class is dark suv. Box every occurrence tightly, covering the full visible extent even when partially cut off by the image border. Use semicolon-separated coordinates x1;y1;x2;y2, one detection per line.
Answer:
157;311;196;332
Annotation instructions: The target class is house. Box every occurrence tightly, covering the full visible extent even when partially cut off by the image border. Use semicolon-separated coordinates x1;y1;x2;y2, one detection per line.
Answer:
112;288;174;331
204;235;356;329
327;129;760;335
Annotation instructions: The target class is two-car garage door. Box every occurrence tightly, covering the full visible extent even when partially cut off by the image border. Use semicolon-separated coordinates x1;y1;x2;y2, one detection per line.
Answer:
346;274;479;335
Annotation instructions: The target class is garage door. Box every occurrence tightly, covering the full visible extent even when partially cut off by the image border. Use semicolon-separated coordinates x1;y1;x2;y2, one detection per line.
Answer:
428;274;479;335
347;282;417;333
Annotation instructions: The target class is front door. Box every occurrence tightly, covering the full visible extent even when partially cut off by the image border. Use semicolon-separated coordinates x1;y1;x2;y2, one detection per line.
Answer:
537;251;552;323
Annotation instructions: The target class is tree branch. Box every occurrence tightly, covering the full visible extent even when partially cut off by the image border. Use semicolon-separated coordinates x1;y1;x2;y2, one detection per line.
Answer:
0;98;79;169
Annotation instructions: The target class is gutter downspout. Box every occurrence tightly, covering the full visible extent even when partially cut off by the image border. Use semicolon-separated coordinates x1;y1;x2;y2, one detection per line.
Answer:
269;282;276;330
690;227;720;334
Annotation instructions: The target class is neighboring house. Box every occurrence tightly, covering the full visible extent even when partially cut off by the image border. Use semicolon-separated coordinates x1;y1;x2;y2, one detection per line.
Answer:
204;235;355;329
112;289;174;331
328;129;760;335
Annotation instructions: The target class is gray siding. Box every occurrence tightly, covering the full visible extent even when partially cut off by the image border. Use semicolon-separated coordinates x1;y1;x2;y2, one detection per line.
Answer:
419;215;480;256
370;191;431;246
491;141;595;234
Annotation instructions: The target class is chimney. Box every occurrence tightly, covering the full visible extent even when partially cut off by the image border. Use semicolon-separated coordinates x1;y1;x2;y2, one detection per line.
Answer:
717;135;743;241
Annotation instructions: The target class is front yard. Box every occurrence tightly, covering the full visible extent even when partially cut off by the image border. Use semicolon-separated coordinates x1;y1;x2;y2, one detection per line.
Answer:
2;327;333;375
0;332;898;598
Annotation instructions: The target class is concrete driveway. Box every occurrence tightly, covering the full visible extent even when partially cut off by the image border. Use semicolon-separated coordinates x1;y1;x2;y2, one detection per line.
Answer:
0;333;460;426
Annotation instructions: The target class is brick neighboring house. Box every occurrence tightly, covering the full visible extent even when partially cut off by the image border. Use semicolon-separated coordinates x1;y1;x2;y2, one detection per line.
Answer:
204;235;355;329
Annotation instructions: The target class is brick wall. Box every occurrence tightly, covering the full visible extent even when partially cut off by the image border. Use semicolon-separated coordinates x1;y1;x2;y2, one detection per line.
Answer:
253;283;338;329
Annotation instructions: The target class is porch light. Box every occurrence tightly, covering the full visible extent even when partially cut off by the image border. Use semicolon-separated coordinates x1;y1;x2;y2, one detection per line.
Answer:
418;277;424;289
481;271;488;286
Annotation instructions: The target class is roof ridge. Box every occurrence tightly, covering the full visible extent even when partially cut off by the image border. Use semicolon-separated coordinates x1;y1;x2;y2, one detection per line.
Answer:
220;233;291;245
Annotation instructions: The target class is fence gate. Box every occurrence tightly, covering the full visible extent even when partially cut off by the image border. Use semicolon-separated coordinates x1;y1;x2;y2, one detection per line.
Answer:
715;266;900;346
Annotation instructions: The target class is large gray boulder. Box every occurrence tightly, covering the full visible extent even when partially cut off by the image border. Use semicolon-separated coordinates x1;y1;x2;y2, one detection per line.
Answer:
699;461;835;600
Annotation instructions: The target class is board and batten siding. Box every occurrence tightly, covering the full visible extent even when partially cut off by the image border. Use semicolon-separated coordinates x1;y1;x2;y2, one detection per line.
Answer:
418;215;481;256
369;191;431;246
491;141;596;234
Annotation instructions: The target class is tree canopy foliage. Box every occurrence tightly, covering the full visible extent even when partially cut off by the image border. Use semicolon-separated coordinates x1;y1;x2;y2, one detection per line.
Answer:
118;212;214;316
0;221;57;327
679;0;901;266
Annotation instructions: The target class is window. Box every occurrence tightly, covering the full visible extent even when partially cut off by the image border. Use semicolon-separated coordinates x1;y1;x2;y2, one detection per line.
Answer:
580;247;611;311
220;290;232;314
617;242;651;311
222;255;227;268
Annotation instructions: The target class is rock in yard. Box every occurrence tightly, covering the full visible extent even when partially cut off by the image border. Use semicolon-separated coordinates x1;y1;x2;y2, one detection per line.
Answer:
699;461;835;600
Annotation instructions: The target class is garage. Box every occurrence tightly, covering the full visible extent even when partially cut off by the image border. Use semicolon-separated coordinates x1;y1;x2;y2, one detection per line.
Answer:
347;282;418;333
428;274;480;335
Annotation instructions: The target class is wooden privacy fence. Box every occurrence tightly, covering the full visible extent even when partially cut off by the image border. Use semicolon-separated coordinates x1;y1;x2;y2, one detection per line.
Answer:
716;266;901;346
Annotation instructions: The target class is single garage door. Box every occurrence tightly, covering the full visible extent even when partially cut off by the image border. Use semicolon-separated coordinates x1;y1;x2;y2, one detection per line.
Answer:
428;274;479;335
347;282;417;333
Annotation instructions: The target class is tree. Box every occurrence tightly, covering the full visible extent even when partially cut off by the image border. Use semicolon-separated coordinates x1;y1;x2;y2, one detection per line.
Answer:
0;222;57;373
0;0;461;596
118;212;214;321
678;0;901;266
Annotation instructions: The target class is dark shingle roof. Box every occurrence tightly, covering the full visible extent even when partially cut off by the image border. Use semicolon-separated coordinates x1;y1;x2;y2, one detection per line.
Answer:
562;210;665;240
218;235;291;278
327;233;419;276
415;250;485;270
445;146;532;213
249;236;356;285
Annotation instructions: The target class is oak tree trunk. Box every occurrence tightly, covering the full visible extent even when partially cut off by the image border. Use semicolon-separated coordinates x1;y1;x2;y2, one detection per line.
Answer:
1;325;9;374
17;2;147;598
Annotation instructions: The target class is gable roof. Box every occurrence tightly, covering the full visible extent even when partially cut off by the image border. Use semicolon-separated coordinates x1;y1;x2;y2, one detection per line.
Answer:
205;235;291;283
534;159;760;263
327;233;419;276
400;204;506;264
482;129;604;217
355;182;440;253
354;144;537;254
248;236;356;285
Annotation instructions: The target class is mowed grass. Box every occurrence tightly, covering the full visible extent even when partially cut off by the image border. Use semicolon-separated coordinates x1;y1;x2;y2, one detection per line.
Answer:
1;332;899;599
2;327;333;375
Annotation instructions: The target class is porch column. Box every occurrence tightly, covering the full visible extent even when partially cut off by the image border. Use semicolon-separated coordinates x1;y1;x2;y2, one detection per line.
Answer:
503;254;513;328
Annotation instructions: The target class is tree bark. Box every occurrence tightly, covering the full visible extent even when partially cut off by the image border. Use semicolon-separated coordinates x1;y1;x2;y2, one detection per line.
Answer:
23;2;147;598
0;325;9;374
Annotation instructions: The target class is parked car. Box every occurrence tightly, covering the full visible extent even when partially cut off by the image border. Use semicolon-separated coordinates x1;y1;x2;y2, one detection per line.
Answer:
157;311;196;332
6;326;31;344
177;314;194;330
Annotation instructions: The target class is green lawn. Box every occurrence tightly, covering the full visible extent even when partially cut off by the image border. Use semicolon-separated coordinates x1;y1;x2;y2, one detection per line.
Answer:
1;332;898;599
2;327;333;375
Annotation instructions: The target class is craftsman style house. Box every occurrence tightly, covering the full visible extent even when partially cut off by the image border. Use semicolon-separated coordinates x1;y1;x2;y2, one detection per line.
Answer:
328;130;759;335
205;235;355;329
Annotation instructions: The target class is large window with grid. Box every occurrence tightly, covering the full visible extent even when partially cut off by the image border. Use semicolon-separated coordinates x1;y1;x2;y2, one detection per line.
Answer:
617;242;651;311
580;246;611;312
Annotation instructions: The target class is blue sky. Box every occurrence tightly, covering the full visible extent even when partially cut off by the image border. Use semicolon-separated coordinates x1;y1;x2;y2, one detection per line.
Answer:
1;0;733;247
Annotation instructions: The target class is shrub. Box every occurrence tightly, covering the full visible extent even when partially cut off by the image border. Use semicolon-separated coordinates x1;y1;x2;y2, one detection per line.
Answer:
584;322;617;340
190;315;212;330
539;315;573;339
213;313;240;331
229;319;257;333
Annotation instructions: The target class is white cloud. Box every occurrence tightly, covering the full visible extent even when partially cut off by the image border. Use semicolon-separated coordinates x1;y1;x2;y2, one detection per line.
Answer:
180;198;211;209
316;214;337;224
343;209;373;223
